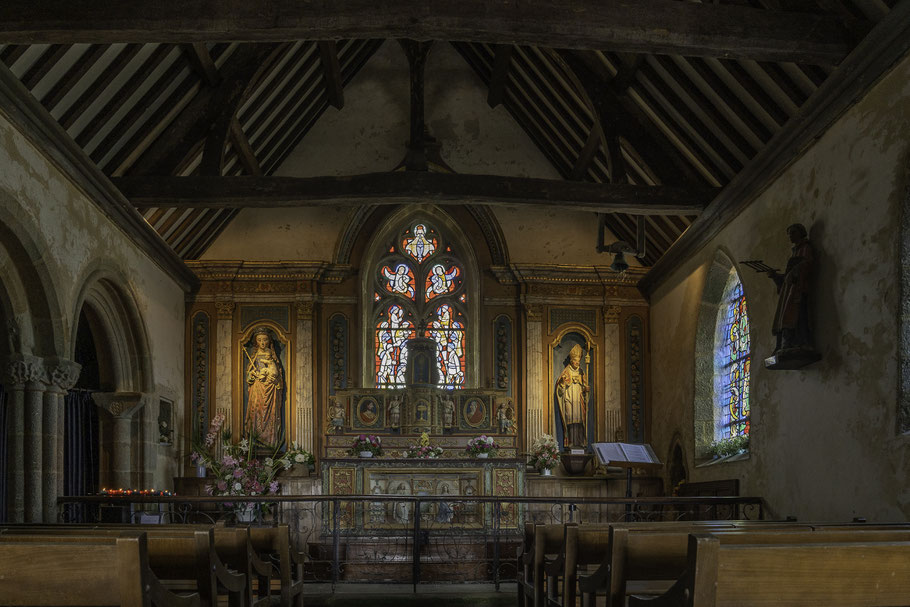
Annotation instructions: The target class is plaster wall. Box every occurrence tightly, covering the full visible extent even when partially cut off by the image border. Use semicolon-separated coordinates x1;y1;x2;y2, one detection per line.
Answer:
0;108;186;488
649;53;910;521
202;41;611;265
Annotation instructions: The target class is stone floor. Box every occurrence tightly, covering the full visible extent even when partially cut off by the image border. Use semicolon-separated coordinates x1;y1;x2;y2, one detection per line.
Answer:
304;583;518;606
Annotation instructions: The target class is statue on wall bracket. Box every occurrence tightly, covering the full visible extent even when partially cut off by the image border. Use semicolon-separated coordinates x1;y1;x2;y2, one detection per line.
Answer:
743;223;822;370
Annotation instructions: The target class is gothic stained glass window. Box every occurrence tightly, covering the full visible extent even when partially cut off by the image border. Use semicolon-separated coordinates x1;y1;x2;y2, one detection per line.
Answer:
375;304;416;387
374;220;467;388
426;304;466;389
715;275;751;439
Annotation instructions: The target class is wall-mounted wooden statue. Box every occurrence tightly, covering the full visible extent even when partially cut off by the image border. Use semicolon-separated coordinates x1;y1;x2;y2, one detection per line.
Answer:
762;223;822;370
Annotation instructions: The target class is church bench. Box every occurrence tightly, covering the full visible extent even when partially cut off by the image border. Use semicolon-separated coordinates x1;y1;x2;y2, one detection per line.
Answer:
5;522;276;607
587;524;910;607
545;525;612;607
248;524;305;607
0;525;246;607
577;521;820;607
629;531;910;606
0;532;201;607
518;523;568;607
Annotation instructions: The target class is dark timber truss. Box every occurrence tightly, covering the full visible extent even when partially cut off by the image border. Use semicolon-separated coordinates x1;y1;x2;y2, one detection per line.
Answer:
0;0;906;276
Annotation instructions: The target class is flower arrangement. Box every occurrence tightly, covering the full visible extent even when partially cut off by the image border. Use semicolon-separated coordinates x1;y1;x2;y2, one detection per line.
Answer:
190;413;315;501
709;434;749;458
528;434;560;471
351;434;382;457
466;435;499;457
404;432;444;459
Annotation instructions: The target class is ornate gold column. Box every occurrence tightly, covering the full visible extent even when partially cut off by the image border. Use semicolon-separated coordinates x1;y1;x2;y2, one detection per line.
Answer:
295;300;314;452
603;306;623;441
524;304;544;448
214;300;235;441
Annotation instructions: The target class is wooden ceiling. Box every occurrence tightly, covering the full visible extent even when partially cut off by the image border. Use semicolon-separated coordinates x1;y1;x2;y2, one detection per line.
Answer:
0;0;903;269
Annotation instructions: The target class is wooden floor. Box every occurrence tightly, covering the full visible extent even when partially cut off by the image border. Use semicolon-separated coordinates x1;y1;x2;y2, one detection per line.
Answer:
304;583;517;607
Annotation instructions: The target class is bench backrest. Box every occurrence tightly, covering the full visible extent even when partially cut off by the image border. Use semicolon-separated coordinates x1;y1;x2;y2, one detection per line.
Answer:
693;533;910;606
0;533;151;607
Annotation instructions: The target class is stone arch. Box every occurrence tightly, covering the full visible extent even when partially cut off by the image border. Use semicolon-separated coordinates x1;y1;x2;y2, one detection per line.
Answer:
693;249;752;458
0;189;67;360
358;204;482;387
70;265;153;393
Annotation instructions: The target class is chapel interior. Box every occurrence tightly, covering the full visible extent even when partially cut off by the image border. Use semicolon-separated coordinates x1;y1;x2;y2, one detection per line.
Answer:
0;1;909;603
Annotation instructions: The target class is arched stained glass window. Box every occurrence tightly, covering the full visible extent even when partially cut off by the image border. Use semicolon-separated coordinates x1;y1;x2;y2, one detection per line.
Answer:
373;221;467;388
714;272;751;439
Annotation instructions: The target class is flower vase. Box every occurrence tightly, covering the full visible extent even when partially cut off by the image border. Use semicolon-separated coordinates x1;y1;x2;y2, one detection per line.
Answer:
195;464;207;478
235;503;257;523
540;468;552;476
359;451;373;458
476;452;489;459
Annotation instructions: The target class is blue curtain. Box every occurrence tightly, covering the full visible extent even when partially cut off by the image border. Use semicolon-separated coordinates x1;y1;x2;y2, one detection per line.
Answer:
0;384;7;523
64;390;98;522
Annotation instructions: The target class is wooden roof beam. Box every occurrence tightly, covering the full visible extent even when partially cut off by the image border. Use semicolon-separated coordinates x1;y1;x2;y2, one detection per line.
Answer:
111;173;717;214
318;40;344;109
0;0;857;64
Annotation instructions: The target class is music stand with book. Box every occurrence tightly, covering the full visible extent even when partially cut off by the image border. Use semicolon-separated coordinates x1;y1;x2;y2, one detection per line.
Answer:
592;442;662;519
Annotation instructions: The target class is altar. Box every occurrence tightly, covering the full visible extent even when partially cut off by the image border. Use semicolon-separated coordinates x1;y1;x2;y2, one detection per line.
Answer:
322;457;524;532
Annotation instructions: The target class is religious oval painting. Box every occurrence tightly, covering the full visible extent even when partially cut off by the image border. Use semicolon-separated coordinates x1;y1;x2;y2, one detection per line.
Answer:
357;397;381;427
241;325;288;447
463;397;486;427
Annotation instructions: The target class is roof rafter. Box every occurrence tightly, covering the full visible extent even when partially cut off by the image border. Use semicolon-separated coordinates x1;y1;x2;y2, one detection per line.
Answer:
111;173;717;214
0;0;857;64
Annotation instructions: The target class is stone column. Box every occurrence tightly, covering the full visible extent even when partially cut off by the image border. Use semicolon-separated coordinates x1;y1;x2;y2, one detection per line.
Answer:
43;358;80;522
23;376;45;523
93;393;146;489
295;300;314;452
603;306;623;442
2;355;41;523
214;301;234;441
524;305;544;449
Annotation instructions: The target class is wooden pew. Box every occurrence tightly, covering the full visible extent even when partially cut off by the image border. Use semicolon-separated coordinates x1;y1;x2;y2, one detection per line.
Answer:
0;532;200;607
212;526;273;607
545;525;612;607
0;525;245;607
248;524;305;607
630;530;910;606
519;523;569;607
577;521;816;607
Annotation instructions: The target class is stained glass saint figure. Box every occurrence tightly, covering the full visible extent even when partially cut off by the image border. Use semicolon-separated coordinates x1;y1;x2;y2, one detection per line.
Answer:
425;263;460;301
717;279;751;438
426;304;465;388
383;263;416;299
376;304;415;387
403;224;437;262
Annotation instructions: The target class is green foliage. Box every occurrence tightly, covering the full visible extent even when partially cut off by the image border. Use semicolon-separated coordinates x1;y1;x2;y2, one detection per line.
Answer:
710;434;750;458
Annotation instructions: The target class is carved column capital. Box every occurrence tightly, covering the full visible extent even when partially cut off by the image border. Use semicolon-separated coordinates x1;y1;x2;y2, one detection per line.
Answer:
295;300;315;319
603;305;622;325
44;357;82;392
215;300;235;320
524;304;543;322
92;392;148;418
2;354;46;387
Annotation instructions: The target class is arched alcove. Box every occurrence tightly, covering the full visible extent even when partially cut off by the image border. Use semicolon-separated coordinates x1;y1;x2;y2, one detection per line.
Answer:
70;268;155;489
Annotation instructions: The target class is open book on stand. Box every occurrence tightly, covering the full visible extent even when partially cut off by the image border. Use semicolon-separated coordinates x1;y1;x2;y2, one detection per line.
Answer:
592;442;661;467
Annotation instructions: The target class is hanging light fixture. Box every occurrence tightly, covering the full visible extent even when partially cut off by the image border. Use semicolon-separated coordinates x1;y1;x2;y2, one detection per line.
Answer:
597;215;647;272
